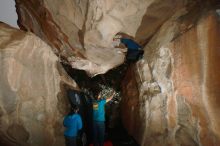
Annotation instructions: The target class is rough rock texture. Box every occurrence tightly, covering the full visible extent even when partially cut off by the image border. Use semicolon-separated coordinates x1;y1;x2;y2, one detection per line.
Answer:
13;0;220;145
0;23;77;146
15;0;184;76
121;10;220;146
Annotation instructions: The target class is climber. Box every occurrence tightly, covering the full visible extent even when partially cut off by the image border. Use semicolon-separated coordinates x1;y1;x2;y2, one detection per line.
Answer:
63;105;83;146
113;33;144;62
92;86;115;146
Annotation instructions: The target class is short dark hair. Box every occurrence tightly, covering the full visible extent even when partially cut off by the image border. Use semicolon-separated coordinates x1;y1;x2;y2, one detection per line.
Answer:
92;85;101;100
69;104;79;115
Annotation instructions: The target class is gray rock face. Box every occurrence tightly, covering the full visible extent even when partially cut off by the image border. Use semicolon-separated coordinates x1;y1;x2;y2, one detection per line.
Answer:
0;23;77;146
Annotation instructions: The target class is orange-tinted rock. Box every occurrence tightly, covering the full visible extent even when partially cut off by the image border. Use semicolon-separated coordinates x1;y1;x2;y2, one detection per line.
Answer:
0;23;77;146
170;12;220;146
121;10;220;146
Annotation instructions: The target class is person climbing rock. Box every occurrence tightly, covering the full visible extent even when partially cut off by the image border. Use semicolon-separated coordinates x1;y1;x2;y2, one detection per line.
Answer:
113;33;144;62
63;105;83;146
92;87;115;146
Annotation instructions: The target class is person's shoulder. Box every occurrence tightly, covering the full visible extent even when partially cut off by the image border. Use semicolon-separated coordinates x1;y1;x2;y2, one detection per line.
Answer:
74;113;81;118
75;114;82;120
64;114;72;121
68;114;80;120
121;38;129;41
100;98;106;103
64;115;69;119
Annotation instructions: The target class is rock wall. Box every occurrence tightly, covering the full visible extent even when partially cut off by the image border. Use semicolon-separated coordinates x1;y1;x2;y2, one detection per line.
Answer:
169;12;220;146
121;10;220;146
13;0;220;145
0;23;77;146
15;0;184;76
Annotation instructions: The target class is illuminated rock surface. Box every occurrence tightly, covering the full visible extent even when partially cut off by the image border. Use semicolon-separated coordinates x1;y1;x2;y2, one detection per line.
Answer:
15;0;184;76
0;23;77;146
121;10;220;146
0;0;219;146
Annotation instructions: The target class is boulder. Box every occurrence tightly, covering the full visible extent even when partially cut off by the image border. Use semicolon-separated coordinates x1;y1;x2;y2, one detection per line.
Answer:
15;0;184;76
0;23;77;146
121;10;220;146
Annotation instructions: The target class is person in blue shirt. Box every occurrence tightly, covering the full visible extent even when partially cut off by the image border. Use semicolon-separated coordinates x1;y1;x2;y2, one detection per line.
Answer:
63;105;82;146
113;33;144;62
92;88;115;146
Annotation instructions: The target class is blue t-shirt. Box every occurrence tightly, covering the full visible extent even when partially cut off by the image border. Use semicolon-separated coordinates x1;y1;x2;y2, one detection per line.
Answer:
92;99;106;122
63;113;82;137
121;38;141;50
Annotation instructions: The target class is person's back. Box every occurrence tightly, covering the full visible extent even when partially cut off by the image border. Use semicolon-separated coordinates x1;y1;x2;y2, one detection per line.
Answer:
92;87;115;146
64;106;82;146
120;38;141;50
92;98;106;122
64;114;82;137
92;91;106;146
113;35;144;62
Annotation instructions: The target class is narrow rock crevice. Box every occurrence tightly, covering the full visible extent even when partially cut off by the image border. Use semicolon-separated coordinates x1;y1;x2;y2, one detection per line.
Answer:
61;62;140;146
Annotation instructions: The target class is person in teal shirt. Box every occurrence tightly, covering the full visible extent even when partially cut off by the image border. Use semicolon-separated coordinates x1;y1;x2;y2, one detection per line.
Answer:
92;89;115;146
63;105;82;146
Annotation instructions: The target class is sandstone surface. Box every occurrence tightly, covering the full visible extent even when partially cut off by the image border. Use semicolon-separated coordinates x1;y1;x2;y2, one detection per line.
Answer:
0;23;77;146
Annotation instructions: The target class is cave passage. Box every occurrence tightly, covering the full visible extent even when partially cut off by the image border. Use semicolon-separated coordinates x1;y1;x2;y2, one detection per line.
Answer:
62;62;139;146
